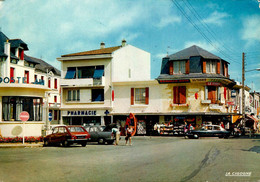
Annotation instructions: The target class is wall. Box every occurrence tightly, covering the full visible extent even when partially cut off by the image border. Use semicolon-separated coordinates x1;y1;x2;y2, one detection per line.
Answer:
112;45;150;82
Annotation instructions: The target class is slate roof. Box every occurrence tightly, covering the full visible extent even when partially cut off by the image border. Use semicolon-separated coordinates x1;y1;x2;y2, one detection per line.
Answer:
61;46;121;57
167;45;226;62
0;31;9;57
25;55;61;76
9;39;29;50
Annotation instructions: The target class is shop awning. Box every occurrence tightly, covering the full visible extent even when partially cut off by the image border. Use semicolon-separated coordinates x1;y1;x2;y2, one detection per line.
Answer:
93;68;104;79
232;115;242;123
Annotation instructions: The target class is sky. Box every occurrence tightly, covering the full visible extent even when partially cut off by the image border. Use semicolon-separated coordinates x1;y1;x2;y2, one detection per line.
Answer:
0;0;260;91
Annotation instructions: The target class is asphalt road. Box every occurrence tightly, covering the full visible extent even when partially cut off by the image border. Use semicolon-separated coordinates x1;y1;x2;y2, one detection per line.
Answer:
0;136;260;182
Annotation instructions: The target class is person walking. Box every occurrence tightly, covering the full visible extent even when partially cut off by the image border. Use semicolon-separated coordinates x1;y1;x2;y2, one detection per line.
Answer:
125;126;133;145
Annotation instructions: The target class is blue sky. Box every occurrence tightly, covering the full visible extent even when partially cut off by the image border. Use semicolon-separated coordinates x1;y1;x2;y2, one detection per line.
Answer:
0;0;260;91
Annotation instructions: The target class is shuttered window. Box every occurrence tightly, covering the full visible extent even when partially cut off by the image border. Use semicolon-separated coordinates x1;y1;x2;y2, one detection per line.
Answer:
173;86;186;104
131;87;149;105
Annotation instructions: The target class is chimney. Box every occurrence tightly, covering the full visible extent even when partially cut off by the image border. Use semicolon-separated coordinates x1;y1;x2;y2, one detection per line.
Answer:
122;39;126;47
100;42;105;49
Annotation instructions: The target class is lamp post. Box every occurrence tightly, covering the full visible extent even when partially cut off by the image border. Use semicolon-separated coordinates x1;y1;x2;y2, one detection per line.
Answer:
242;52;260;130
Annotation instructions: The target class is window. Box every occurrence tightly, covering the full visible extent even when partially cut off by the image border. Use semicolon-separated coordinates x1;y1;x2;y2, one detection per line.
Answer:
206;60;216;73
48;78;51;88
67;89;80;101
173;86;186;104
54;78;57;89
19;49;24;60
2;96;43;121
24;71;29;84
92;89;104;102
205;86;220;104
173;61;185;74
54;110;58;120
131;87;149;105
54;96;57;103
65;66;104;79
10;67;15;83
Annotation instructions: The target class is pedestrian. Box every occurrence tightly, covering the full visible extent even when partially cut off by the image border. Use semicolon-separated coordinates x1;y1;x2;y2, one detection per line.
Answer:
220;122;225;129
112;125;120;145
125;125;133;145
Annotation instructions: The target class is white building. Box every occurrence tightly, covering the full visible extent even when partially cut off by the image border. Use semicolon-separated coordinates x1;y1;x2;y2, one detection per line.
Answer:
0;31;60;137
57;40;150;126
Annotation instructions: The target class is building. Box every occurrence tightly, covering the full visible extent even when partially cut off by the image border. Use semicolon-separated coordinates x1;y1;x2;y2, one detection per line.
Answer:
0;31;60;137
156;45;236;128
57;40;150;126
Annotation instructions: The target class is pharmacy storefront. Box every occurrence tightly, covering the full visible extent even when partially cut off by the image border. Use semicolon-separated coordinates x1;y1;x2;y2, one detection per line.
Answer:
61;109;112;126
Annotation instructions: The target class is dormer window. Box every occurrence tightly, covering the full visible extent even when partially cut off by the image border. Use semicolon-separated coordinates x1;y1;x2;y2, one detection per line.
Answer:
173;61;186;74
206;60;217;73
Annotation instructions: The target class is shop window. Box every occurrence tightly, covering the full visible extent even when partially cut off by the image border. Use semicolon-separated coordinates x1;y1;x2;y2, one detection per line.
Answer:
173;61;186;74
24;71;29;84
206;60;217;73
92;89;104;102
131;87;149;105
2;96;42;121
173;86;186;104
67;89;80;101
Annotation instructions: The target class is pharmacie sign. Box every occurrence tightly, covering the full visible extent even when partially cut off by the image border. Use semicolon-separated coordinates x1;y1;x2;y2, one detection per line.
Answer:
67;110;97;116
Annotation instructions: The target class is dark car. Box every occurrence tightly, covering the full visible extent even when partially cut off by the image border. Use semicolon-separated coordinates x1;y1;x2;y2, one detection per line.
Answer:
186;125;231;139
44;125;91;147
84;125;115;145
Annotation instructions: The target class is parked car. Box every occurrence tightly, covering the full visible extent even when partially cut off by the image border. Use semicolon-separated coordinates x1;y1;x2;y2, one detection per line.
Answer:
185;125;231;139
44;125;91;147
84;125;115;145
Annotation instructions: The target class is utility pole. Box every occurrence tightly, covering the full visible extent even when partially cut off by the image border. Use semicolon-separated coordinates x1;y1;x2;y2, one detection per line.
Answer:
242;52;245;128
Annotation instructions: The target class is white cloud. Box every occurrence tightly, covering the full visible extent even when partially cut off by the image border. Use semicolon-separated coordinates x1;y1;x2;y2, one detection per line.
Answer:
241;15;260;46
155;16;181;28
184;41;220;53
203;11;229;26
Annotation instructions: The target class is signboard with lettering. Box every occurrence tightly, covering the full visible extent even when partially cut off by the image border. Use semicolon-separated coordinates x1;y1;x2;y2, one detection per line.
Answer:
67;110;97;116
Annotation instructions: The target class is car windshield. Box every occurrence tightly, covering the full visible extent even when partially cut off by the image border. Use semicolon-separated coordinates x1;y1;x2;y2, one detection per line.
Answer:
68;127;85;132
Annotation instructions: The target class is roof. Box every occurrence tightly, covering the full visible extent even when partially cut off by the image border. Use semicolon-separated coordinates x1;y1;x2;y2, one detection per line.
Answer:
0;31;9;57
167;45;225;62
61;46;121;57
24;55;61;76
9;39;29;50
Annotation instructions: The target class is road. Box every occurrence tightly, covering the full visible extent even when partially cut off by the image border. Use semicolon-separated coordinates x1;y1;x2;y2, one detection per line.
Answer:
0;136;260;182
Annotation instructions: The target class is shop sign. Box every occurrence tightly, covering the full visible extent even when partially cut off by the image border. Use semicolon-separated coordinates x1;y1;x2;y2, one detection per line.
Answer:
159;79;190;83
227;101;235;105
209;104;222;110
206;82;221;86
0;77;44;85
67;110;97;116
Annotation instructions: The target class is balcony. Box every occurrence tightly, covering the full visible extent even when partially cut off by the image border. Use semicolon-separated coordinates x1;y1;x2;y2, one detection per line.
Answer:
60;77;105;87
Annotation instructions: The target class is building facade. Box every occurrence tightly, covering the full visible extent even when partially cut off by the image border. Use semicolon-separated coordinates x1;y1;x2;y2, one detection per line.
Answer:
0;32;60;137
57;40;150;126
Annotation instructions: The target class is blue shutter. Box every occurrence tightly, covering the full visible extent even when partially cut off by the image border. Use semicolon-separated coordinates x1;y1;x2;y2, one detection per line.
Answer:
65;68;76;79
93;68;104;79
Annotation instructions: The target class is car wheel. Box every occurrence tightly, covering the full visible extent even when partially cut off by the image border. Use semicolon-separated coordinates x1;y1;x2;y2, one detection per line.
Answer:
193;134;199;139
81;142;87;147
98;138;105;145
62;140;70;147
44;139;49;146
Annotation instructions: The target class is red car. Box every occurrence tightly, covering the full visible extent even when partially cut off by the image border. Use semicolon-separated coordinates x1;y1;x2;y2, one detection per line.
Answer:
44;125;91;147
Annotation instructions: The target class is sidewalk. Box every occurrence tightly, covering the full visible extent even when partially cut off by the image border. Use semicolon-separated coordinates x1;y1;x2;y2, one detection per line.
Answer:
0;142;43;148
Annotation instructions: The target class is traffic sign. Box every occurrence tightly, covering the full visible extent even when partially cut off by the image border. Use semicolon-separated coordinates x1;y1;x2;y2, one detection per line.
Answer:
48;112;52;122
19;111;29;122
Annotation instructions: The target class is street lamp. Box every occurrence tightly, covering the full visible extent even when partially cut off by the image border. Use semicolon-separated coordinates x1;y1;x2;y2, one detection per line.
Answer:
242;52;260;130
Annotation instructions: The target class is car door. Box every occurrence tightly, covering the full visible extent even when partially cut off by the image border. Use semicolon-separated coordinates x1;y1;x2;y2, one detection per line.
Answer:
205;126;213;137
50;127;59;143
213;126;222;137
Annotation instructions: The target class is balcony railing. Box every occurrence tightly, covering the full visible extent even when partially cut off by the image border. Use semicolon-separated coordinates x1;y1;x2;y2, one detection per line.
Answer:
60;77;105;87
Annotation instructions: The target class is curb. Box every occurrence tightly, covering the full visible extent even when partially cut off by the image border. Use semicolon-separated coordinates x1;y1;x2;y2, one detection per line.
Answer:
0;143;43;148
